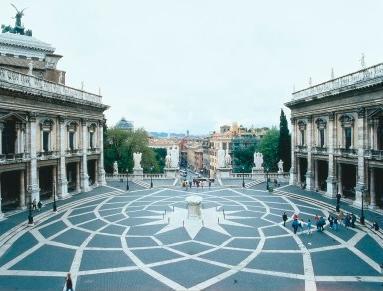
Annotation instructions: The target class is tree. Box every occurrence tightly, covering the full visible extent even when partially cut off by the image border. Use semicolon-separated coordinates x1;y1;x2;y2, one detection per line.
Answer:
104;128;161;174
231;136;258;172
258;127;280;171
278;109;291;172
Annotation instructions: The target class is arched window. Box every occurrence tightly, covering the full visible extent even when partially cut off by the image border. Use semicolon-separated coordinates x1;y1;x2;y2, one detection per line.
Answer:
40;119;54;152
67;121;78;151
339;114;354;149
88;123;97;149
298;121;307;146
315;118;327;148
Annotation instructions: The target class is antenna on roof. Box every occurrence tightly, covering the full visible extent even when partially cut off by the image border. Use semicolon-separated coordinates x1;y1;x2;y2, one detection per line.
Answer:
81;81;84;91
331;67;335;79
308;77;312;87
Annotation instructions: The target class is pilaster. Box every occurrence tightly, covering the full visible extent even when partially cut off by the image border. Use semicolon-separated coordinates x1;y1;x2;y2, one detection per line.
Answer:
289;118;296;185
305;116;314;190
58;116;68;198
326;112;337;197
353;108;366;207
98;120;106;186
81;119;90;192
29;112;40;202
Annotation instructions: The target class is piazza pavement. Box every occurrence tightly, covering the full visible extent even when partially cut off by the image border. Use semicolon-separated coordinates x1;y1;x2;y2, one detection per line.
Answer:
0;181;382;291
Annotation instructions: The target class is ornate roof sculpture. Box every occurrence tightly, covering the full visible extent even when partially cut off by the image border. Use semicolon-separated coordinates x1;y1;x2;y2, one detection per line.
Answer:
116;118;134;131
1;4;32;36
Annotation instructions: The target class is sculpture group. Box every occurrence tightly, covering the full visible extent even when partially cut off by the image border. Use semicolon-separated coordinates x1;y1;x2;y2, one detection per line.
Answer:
253;152;264;170
217;148;231;168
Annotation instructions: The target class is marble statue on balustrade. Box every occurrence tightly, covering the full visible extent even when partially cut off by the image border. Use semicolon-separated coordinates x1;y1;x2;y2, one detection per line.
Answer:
113;161;118;176
133;152;142;169
165;149;172;169
253;152;264;171
224;149;232;168
278;160;284;174
217;148;226;168
170;145;179;168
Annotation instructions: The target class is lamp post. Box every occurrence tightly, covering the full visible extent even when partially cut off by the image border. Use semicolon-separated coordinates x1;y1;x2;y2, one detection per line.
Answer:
126;169;129;191
360;187;365;225
150;166;153;188
242;166;245;188
27;186;33;225
52;182;57;212
336;192;341;212
266;168;269;190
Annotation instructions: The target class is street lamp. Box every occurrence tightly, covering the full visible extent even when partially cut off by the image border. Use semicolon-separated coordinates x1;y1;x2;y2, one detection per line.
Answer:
150;166;154;188
27;186;33;225
52;182;57;212
360;187;365;225
126;169;129;191
336;192;341;212
266;168;269;190
242;166;245;188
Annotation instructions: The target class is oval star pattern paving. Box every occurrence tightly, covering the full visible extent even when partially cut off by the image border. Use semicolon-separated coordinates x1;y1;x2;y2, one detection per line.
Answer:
0;185;382;291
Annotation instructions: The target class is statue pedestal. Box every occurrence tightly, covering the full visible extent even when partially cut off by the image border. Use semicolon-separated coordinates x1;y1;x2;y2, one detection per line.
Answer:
186;195;202;219
164;168;178;178
133;168;143;180
216;167;232;178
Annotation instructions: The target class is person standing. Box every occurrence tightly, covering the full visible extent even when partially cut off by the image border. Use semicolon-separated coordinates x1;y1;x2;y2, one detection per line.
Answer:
333;217;339;231
32;198;37;210
65;273;73;291
282;212;288;227
292;219;299;234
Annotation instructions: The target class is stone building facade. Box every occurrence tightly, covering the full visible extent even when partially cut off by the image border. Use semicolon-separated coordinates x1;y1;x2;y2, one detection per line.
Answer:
286;63;383;209
0;31;108;217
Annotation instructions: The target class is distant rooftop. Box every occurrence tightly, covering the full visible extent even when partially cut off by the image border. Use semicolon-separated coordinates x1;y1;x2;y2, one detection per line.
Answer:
116;118;134;130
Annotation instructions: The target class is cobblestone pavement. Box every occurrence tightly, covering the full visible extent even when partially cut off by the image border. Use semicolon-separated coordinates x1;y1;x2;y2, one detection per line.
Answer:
0;184;382;290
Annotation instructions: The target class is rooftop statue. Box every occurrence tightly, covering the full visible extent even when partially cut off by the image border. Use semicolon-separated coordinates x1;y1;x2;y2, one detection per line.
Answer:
1;4;33;36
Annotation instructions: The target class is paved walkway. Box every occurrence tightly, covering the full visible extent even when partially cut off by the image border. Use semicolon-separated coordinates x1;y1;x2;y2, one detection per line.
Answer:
0;184;382;290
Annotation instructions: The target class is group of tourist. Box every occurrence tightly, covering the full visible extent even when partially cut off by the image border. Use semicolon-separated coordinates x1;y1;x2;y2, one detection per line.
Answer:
182;179;212;190
282;210;379;235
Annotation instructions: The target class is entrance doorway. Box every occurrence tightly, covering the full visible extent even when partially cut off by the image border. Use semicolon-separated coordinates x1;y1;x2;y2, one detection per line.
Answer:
341;164;356;200
1;171;21;210
39;166;53;200
375;168;383;208
66;163;77;192
299;158;307;185
87;160;96;185
317;160;328;191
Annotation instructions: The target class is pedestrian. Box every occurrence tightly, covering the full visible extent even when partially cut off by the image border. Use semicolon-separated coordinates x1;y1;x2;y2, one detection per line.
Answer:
299;219;304;231
338;211;344;226
32;198;37;210
307;219;312;235
351;214;356;228
333;217;339;231
328;216;333;229
37;200;42;211
344;214;351;228
292;219;299;234
282;212;288;227
372;221;380;231
293;213;299;220
209;181;211;189
65;273;73;291
201;181;204;189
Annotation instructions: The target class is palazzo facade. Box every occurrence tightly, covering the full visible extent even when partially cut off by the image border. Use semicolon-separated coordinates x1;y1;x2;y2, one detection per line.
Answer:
0;31;108;217
286;63;383;209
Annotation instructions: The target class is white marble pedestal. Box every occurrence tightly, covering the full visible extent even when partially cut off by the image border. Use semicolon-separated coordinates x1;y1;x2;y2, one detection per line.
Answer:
133;168;143;180
186;195;202;219
165;168;178;179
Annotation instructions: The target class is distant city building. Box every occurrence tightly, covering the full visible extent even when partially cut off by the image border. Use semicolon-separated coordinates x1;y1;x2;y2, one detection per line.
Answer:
115;118;134;131
0;11;108;217
208;123;269;176
286;62;383;209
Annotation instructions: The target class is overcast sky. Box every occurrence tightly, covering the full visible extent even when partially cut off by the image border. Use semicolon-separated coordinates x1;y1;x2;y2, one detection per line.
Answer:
1;1;382;134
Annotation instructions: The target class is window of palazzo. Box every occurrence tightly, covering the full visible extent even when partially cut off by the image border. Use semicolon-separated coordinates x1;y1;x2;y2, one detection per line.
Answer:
40;119;54;152
339;114;354;149
67;121;78;151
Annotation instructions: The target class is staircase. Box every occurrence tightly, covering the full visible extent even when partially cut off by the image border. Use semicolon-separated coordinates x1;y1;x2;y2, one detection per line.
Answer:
132;179;150;189
245;179;264;189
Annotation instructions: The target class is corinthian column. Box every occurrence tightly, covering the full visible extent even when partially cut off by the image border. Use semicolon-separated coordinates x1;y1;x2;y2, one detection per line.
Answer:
81;119;90;192
305;116;314;190
58;116;68;198
354;108;366;207
29;113;40;202
326;112;337;197
98;119;106;186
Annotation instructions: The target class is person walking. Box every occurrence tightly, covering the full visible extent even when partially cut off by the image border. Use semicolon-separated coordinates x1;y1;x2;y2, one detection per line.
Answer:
338;211;344;226
292;219;299;234
351;214;356;228
282;212;288;227
65;273;73;291
333;217;339;231
37;200;42;211
372;221;380;231
307;219;312;235
32;198;37;210
209;180;211;189
328;216;333;229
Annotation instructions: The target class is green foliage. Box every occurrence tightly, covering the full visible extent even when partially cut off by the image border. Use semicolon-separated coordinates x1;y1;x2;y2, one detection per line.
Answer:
232;136;258;173
258;127;280;171
153;148;167;173
278;109;291;172
104;128;161;174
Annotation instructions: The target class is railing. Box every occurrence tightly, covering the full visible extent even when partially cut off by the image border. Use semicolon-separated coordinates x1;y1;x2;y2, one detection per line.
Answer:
66;149;80;155
312;146;327;155
365;149;383;160
296;145;308;152
105;173;169;180
0;152;30;163
87;148;99;154
334;148;358;157
230;173;253;178
292;63;383;100
0;67;103;104
37;151;59;159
